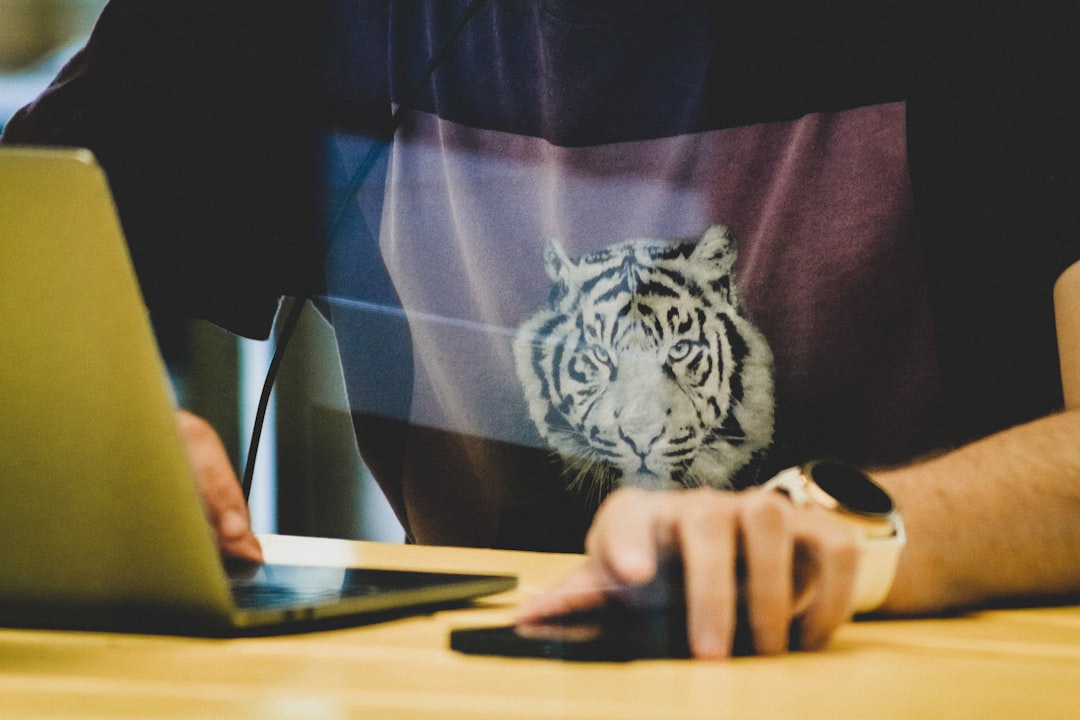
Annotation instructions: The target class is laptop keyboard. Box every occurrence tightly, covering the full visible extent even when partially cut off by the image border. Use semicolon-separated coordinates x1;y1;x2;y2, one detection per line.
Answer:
226;562;362;610
222;561;517;614
229;582;347;610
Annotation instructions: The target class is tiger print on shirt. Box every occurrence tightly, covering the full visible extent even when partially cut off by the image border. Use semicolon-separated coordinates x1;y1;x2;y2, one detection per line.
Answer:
513;225;775;498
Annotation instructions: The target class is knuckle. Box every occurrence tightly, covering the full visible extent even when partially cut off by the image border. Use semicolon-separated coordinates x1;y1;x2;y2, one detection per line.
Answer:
819;527;860;568
175;410;213;444
600;486;644;513
742;490;794;529
585;489;639;552
679;488;735;529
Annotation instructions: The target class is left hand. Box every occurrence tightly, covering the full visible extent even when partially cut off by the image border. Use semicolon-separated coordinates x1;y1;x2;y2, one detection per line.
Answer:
175;409;264;563
516;485;861;658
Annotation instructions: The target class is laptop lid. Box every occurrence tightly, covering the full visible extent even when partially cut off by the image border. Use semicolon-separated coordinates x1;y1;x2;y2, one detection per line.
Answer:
0;146;514;635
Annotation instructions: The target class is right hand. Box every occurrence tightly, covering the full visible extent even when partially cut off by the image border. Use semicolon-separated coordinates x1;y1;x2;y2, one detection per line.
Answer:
516;486;861;658
175;409;264;563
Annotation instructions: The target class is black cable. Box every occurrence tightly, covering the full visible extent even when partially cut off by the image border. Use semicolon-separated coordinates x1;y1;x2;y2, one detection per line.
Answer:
240;0;489;501
240;294;306;500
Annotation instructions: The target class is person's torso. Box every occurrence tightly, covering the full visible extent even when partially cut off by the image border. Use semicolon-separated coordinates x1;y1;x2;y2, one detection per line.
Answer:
318;1;946;548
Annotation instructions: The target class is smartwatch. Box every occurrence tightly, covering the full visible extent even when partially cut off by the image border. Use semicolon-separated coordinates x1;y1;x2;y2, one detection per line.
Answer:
760;460;905;613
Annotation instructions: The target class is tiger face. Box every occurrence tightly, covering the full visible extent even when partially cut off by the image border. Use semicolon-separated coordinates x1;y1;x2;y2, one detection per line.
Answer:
513;225;774;497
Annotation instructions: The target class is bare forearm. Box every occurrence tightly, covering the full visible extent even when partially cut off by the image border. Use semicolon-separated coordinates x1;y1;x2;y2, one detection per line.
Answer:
875;409;1080;615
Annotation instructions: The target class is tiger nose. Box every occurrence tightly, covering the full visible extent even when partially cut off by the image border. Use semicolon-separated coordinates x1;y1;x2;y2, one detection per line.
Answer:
625;435;658;461
616;416;664;462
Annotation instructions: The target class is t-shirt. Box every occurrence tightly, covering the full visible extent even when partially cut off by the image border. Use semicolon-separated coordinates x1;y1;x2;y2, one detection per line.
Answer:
4;1;1079;551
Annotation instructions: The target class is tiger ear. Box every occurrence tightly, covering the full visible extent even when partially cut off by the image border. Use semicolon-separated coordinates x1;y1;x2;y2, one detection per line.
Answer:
543;238;576;286
692;225;740;303
691;225;738;277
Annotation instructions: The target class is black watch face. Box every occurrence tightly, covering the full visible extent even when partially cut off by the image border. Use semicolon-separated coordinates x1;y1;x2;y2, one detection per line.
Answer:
809;461;894;516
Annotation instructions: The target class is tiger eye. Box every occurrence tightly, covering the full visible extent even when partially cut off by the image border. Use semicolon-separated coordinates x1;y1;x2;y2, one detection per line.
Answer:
590;344;613;367
668;340;694;363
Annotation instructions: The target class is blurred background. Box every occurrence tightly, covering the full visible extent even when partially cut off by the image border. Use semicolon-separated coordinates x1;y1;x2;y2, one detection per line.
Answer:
0;0;105;129
1;0;403;543
0;0;102;68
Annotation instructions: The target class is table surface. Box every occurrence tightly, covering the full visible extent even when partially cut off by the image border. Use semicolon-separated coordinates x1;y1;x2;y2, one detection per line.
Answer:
3;534;1079;719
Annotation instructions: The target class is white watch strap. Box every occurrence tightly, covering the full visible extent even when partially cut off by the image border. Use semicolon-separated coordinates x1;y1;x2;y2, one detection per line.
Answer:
851;515;905;612
761;466;905;613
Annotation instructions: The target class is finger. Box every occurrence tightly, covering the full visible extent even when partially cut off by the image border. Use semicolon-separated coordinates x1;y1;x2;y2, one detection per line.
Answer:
676;490;739;659
216;506;265;563
739;490;796;655
175;410;264;563
791;512;859;651
514;558;615;623
584;488;664;584
517;489;663;623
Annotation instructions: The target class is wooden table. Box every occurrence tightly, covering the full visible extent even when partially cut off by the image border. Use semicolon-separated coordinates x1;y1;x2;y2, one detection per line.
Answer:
2;534;1079;719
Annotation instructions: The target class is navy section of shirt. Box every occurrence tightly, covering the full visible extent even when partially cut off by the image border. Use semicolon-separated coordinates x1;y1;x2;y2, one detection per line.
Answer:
326;0;922;146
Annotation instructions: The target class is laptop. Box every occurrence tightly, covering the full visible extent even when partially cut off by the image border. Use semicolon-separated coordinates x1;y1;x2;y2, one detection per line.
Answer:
0;146;516;636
